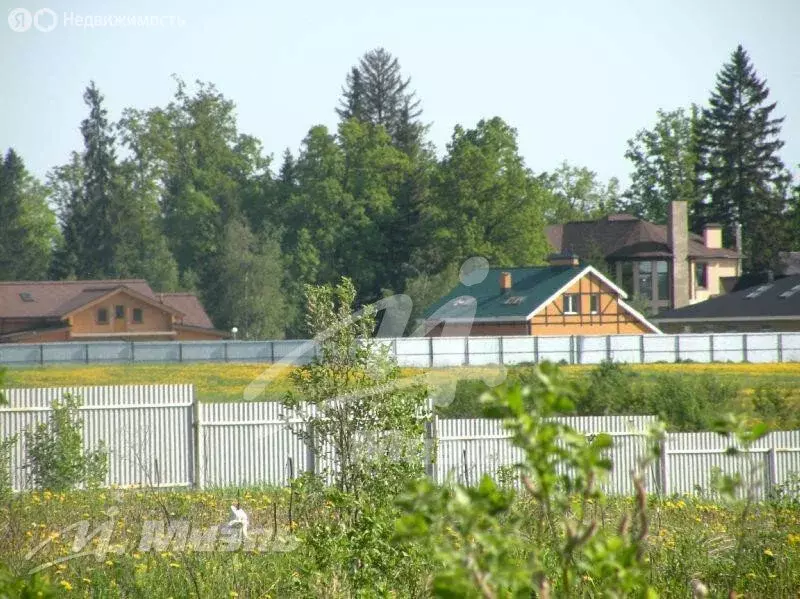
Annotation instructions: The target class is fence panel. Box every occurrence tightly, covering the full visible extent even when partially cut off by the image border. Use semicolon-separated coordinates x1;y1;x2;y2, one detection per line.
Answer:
199;402;310;488
579;336;607;364
642;335;677;363
466;337;501;366
87;341;132;363
500;336;535;365
132;342;180;363
2;385;194;491
432;337;467;367
609;335;642;363
537;336;572;363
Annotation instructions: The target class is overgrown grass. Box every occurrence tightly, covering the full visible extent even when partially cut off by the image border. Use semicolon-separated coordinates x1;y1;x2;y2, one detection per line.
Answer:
2;486;799;597
5;361;800;429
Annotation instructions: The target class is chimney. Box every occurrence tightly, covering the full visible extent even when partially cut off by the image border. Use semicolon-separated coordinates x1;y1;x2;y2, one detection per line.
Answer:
703;223;723;249
668;201;689;309
548;252;580;267
499;271;512;292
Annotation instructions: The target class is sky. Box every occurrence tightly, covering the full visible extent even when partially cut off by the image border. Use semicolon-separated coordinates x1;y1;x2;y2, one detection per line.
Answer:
2;0;800;187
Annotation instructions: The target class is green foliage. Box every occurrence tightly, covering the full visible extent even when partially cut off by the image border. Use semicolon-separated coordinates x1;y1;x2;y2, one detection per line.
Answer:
0;564;59;598
23;394;107;491
420;117;551;272
397;362;661;597
623;107;701;224
539;160;622;224
207;219;288;339
283;277;429;496
696;45;790;273
0;148;59;281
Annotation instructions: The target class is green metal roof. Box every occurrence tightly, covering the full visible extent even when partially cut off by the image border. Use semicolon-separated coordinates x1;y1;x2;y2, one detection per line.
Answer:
423;265;585;321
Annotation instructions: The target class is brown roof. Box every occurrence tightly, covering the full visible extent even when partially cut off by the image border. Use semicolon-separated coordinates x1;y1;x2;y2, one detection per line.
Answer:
0;280;156;319
157;293;215;329
0;280;217;332
546;215;739;261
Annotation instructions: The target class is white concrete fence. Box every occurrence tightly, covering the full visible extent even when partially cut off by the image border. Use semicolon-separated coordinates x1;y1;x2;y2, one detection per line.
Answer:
3;385;799;498
2;332;800;367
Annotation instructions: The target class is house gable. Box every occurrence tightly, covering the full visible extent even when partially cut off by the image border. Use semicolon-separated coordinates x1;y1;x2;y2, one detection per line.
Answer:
529;268;660;335
67;287;180;337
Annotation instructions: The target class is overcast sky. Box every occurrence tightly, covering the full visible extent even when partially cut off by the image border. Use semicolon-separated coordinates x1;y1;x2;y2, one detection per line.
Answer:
2;0;799;187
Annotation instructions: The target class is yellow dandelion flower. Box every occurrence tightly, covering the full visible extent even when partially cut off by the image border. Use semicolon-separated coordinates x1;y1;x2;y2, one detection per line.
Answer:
764;548;774;557
229;593;239;598
59;580;73;591
104;559;114;566
169;562;181;568
82;578;91;584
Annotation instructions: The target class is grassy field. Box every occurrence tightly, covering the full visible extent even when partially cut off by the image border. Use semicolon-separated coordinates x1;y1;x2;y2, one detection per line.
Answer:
2;487;799;597
5;361;800;403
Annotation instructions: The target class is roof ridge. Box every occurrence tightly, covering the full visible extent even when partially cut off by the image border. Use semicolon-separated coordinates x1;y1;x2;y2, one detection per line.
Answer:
0;279;149;286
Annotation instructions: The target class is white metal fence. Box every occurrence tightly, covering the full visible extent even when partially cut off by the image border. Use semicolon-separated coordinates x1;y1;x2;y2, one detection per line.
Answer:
3;385;800;498
3;332;800;367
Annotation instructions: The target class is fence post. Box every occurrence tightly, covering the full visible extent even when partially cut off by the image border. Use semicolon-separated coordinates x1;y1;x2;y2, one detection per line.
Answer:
424;415;437;480
570;336;575;365
639;335;645;364
606;335;612;362
305;422;317;476
429;336;434;368
778;333;784;363
224;341;229;363
179;343;183;363
709;335;715;363
393;337;398;363
674;335;680;362
743;334;749;362
533;335;539;364
659;437;669;496
85;343;89;364
39;344;44;365
192;388;204;489
130;341;135;363
464;336;470;366
767;445;778;494
270;341;275;363
499;336;504;365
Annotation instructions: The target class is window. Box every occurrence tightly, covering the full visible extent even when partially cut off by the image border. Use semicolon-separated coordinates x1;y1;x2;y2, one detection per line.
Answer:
656;261;669;300
132;308;143;324
563;294;580;314
620;262;634;297
695;262;708;289
19;292;34;302
589;294;600;314
637;261;653;300
115;305;125;319
97;308;109;324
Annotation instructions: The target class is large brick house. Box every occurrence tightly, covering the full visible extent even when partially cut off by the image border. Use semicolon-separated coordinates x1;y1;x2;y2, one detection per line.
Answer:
422;254;661;337
546;201;741;315
0;279;227;343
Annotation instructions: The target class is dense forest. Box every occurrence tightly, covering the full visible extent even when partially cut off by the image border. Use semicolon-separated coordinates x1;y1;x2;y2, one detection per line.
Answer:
1;45;798;338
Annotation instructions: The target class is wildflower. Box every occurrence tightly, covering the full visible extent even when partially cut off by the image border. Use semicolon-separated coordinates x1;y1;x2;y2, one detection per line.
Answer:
763;548;774;557
169;562;181;568
82;578;91;584
229;593;239;598
59;580;73;591
104;559;114;566
788;533;800;545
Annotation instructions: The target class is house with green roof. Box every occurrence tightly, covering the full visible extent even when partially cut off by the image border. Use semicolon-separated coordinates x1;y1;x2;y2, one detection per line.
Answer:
422;254;661;337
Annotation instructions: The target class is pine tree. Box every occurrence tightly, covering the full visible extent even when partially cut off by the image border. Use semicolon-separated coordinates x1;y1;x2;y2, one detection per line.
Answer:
80;81;118;277
696;45;790;272
336;48;422;146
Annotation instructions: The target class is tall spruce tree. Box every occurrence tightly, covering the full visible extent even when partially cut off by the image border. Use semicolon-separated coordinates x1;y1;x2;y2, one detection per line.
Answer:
696;45;790;272
337;48;423;146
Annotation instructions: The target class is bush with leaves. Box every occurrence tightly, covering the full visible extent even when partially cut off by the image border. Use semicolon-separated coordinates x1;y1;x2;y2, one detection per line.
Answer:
24;393;107;491
396;362;663;598
282;277;431;594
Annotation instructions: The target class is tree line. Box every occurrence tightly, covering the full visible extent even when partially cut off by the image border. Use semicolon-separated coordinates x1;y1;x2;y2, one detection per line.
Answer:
1;45;798;338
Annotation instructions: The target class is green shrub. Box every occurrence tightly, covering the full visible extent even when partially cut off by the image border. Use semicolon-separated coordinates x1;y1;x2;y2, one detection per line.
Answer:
24;393;108;491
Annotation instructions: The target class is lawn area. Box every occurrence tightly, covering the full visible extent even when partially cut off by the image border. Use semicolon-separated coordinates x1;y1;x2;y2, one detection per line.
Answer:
4;361;800;402
2;487;799;597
